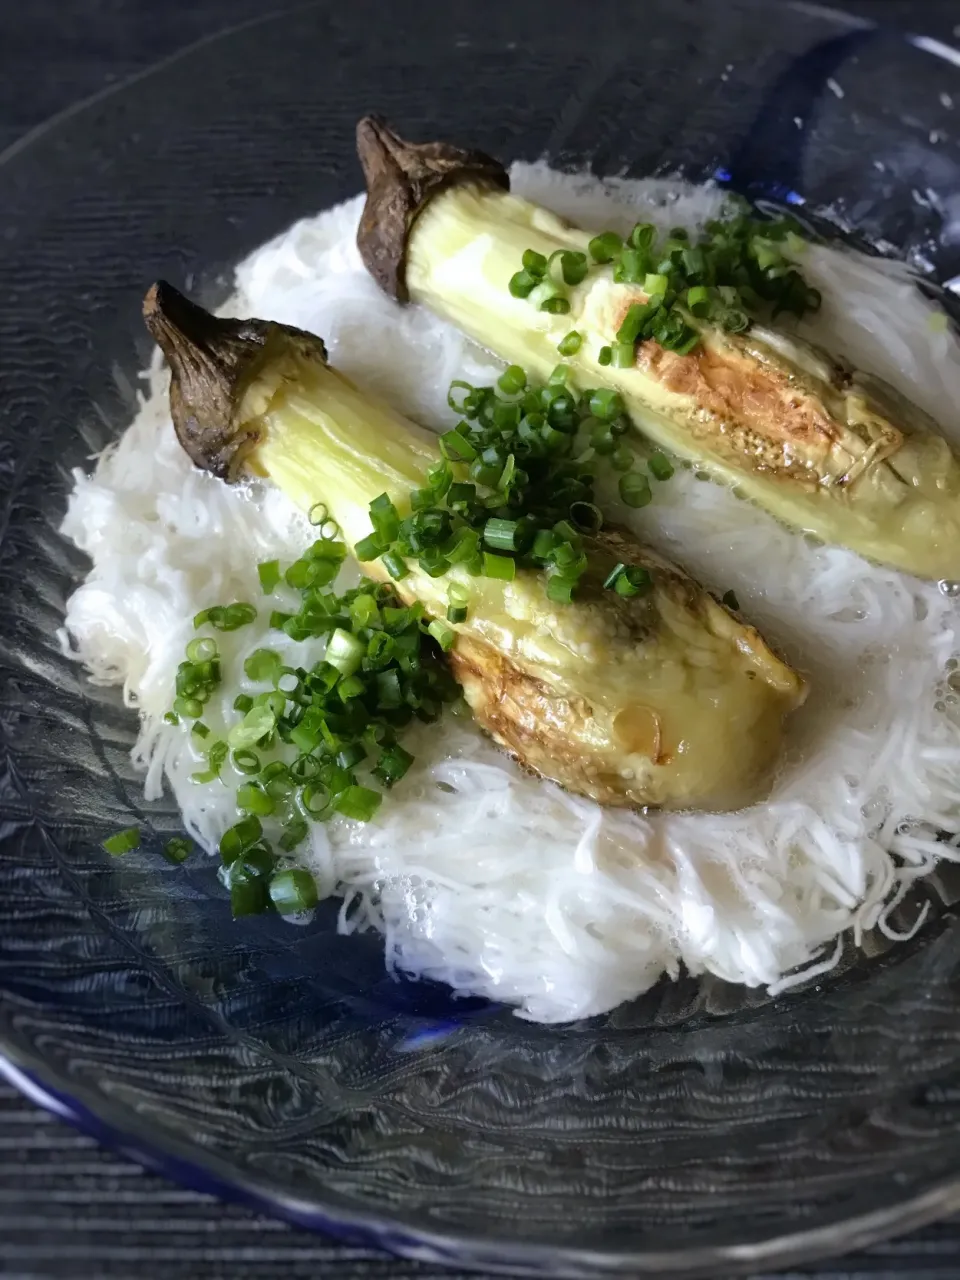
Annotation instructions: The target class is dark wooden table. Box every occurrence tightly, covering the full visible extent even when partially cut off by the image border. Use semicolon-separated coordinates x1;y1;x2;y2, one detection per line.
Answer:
4;1;960;1276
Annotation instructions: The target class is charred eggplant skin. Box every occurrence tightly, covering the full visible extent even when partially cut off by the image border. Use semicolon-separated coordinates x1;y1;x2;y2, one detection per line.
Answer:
143;282;327;480
356;115;508;302
144;282;804;812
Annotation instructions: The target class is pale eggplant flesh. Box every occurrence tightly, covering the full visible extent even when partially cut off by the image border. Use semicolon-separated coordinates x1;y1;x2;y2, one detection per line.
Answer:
144;282;806;813
355;115;960;581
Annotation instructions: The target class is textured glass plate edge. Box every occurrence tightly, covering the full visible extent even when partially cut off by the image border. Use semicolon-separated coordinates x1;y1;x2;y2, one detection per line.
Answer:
5;1043;960;1279
4;2;960;1275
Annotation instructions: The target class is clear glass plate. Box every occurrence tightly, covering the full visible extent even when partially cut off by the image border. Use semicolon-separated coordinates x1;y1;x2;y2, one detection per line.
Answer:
3;2;960;1274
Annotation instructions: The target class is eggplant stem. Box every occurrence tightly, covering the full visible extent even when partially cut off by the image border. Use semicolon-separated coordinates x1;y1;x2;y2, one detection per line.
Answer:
142;281;326;481
355;114;508;303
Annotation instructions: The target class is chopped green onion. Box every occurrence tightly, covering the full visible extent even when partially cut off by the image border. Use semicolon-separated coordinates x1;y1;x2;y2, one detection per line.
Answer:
368;493;401;544
232;749;261;775
228;704;277;749
439;430;478;462
258;560;281;594
278;818;309;852
551;250;588;286
269;867;320;914
617;300;660;344
336;742;368;771
445;527;480;565
604;562;653;598
557;330;583;356
569;501;603;534
528;281;569;313
552;519;581;545
243;648;282;683
375;668;403;708
163;837;192;865
545;574;577;604
614;248;646;283
186;637;218;663
237;783;276;817
611;445;634;472
686;285;711;316
289;708;324;753
498;364;527;395
354;532;384;562
619;471;653;508
372;743;415;788
300;783;331;818
483;518;523;552
427;459;453;498
446;583;469;624
310;535;346;560
522;248;548;277
482;551;516;581
648;451;675;481
590;422;615;455
276;668;301;697
173;696;203;720
644;272;670;296
211;602;257;631
219;816;262;865
334;785;382;822
597;345;613;366
365;631;395;668
418;549;451;578
326;628;364;678
381;549;409;581
191;721;211;740
338;673;367;701
630;222;656;251
261;763;292;791
308;502;329;526
589;389;625;422
233;694;253;714
230;877;269;917
509;270;538;298
588;231;623;263
207;740;228;776
410;485;435;512
720;307;750;334
256;691;286;719
349;593;380;631
447;380;475;412
103;827;140;857
531;528;559;560
428;619;456;651
612;342;635;368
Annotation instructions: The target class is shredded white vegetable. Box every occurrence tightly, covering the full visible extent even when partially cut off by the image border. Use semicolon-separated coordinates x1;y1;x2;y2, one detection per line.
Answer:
59;166;960;1023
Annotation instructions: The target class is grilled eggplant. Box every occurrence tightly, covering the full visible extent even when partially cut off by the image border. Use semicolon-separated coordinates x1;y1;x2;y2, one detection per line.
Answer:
144;282;805;812
355;115;960;580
